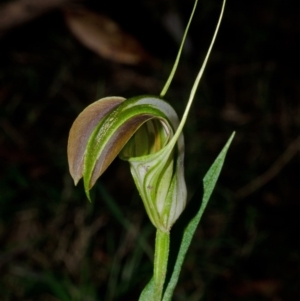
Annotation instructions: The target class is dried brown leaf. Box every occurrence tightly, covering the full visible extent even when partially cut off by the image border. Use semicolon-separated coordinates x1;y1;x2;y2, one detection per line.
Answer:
64;8;154;65
0;0;69;34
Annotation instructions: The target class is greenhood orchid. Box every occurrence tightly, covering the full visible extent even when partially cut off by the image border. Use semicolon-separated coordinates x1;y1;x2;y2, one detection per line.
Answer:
67;0;227;232
67;0;233;300
68;95;186;231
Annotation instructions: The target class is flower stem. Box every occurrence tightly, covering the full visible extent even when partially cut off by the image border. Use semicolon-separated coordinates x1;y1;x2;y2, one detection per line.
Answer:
160;0;199;98
153;229;170;301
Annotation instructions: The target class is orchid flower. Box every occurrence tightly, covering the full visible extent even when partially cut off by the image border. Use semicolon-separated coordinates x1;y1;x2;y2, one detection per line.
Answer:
68;95;186;231
67;0;234;300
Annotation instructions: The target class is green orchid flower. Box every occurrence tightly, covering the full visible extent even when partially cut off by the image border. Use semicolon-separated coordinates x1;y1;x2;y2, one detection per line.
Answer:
68;95;186;232
67;0;226;231
67;1;233;300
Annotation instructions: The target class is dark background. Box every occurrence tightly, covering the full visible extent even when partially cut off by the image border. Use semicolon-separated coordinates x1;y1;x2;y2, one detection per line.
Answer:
1;0;300;300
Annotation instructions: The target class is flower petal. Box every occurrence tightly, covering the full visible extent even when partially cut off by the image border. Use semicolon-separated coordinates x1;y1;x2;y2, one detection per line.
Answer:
127;126;186;231
83;96;178;198
68;94;187;230
67;96;125;184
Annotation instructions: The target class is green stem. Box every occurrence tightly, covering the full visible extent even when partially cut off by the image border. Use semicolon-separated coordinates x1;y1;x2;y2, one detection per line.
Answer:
163;0;227;152
153;229;170;301
160;0;199;98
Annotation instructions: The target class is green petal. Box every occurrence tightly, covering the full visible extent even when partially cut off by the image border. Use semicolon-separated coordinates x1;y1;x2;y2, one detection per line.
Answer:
67;96;125;185
82;95;187;230
127;131;186;231
83;96;173;191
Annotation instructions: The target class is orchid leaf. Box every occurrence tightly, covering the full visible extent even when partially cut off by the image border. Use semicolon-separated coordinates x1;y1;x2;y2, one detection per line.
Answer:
138;277;154;301
162;132;235;301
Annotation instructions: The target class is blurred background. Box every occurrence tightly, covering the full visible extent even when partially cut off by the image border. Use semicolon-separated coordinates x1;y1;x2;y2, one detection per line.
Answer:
0;0;300;300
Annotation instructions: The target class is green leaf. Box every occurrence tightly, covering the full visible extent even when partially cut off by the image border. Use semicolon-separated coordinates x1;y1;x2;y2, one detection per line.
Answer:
162;132;235;301
138;278;154;301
